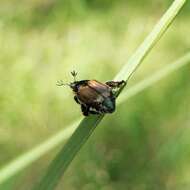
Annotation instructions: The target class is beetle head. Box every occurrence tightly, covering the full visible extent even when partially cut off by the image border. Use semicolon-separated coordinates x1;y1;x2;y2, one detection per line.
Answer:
102;97;115;113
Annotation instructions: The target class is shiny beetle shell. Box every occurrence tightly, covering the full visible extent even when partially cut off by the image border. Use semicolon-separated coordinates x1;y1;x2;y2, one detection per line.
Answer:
57;71;126;116
76;80;115;114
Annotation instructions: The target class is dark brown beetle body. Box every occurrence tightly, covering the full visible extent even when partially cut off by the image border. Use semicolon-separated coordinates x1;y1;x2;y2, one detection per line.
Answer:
57;71;125;116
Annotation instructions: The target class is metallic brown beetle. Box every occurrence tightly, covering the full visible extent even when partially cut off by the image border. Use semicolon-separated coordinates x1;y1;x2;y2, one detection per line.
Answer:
57;71;125;116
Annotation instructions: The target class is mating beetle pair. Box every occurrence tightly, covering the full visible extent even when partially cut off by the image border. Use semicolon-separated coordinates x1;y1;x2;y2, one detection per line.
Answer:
57;71;126;116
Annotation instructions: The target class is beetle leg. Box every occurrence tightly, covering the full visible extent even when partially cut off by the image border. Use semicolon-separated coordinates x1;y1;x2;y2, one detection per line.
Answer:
106;80;126;88
81;104;90;116
74;96;80;104
89;110;102;115
89;107;102;115
88;106;103;115
81;105;101;116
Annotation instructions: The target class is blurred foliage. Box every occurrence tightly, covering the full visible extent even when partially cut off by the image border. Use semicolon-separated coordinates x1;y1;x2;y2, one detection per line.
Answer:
0;0;190;190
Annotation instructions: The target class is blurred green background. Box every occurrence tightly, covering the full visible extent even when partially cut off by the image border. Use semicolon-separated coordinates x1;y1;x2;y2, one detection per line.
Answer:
0;0;190;189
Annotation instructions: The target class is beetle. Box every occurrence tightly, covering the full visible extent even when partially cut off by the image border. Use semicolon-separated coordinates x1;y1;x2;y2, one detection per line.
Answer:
57;71;126;116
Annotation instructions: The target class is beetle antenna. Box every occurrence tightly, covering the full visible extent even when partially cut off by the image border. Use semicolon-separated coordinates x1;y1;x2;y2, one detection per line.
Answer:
71;70;77;82
56;80;70;87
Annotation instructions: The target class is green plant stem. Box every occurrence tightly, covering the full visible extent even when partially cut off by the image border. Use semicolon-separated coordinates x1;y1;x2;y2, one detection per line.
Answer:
0;52;190;186
33;1;186;189
117;52;190;104
0;120;80;185
114;0;186;82
33;115;104;190
0;52;190;187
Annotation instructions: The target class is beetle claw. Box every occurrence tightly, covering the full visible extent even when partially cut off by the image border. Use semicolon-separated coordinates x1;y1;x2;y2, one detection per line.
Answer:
106;80;126;88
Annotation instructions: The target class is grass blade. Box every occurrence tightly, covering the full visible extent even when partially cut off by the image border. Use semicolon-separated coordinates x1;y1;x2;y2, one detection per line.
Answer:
33;0;186;189
118;52;190;104
0;120;80;185
0;52;190;186
34;115;104;190
115;0;186;81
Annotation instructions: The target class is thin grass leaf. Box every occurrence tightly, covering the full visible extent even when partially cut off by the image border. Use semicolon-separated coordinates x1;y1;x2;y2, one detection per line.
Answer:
0;52;190;186
34;115;104;190
114;0;186;82
0;120;80;185
33;0;186;189
117;52;190;104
